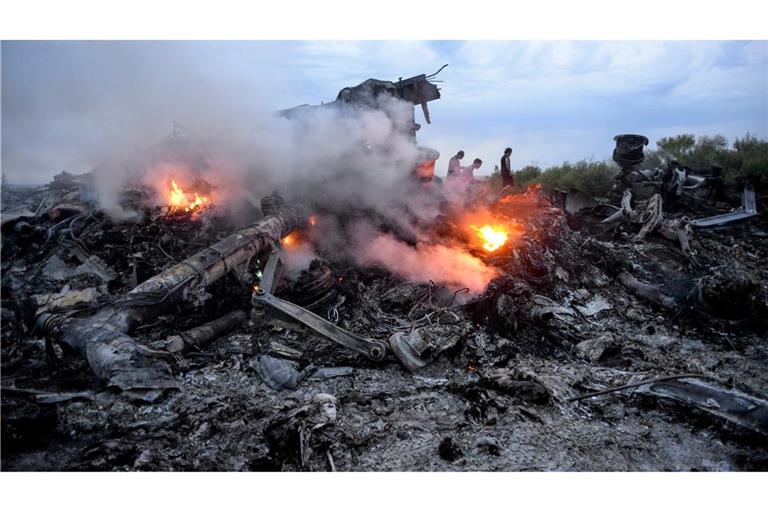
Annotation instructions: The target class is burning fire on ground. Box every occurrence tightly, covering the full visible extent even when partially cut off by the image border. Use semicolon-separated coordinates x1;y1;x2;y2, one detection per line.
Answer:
471;224;510;252
460;210;526;255
168;179;210;213
281;215;318;247
281;233;297;247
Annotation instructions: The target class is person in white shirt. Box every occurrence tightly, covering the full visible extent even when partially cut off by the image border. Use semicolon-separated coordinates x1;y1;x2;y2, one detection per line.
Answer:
446;150;464;180
461;158;483;182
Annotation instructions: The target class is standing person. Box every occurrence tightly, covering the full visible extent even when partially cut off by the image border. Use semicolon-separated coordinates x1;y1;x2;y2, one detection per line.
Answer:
461;158;483;182
447;150;464;180
500;147;514;188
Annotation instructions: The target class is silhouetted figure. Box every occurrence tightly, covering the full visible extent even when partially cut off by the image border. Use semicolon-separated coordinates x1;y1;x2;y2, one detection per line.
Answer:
500;147;514;188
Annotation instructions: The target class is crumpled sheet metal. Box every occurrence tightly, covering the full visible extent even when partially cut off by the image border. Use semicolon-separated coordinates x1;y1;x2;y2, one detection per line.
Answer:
574;295;612;317
689;182;759;228
388;324;465;372
77;321;178;401
34;288;101;314
0;207;36;229
563;189;599;215
41;254;117;283
250;355;316;391
253;250;388;361
599;191;692;255
250;355;353;391
636;378;768;438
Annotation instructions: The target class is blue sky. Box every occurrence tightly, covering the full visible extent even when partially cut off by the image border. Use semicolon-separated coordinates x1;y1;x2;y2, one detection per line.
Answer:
2;40;767;183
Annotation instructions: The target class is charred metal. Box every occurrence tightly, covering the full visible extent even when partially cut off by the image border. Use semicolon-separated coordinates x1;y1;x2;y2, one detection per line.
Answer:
2;73;768;472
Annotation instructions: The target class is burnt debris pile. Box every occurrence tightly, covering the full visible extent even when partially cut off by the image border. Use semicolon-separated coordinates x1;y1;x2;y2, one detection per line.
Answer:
3;155;768;471
2;72;768;472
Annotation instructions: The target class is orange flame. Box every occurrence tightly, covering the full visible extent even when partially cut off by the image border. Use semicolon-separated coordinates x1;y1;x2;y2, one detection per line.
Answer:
168;179;210;213
186;192;209;212
471;224;509;252
170;180;186;209
281;233;296;247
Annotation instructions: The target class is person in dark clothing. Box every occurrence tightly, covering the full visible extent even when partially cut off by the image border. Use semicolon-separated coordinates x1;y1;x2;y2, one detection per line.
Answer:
500;147;514;188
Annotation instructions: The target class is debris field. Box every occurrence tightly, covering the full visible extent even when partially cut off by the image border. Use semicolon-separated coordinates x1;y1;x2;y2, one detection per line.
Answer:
3;169;767;471
2;75;767;472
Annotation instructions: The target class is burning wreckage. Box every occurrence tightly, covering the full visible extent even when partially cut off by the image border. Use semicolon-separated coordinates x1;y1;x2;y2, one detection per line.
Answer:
2;71;768;472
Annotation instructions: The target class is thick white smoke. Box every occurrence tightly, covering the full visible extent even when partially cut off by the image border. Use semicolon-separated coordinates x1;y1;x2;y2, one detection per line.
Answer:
5;41;497;294
355;232;498;294
111;90;495;294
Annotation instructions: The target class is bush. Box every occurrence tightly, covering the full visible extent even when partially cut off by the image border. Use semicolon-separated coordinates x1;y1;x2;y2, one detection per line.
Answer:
537;160;617;197
488;164;544;193
643;133;768;184
487;165;502;192
725;134;768;182
494;133;768;198
515;165;542;187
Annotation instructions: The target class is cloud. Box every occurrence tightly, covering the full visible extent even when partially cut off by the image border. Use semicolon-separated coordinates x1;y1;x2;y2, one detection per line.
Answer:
2;40;766;183
405;41;766;168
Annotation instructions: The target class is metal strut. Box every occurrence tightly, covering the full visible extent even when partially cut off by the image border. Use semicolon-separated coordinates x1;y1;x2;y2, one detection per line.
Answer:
252;251;388;361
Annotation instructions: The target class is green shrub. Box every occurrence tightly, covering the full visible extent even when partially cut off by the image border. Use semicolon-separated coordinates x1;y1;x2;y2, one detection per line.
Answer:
536;160;618;197
725;134;768;181
515;165;542;188
490;134;767;198
487;165;502;192
642;133;768;183
488;164;544;193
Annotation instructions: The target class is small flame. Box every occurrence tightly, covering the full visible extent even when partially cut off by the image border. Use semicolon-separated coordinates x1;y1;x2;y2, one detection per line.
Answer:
309;215;318;226
168;179;210;213
281;233;295;247
170;180;186;208
185;192;209;212
471;224;509;252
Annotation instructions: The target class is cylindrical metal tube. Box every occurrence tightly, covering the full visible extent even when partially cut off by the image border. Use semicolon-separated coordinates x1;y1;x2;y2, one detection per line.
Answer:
130;205;308;301
38;202;309;390
166;310;248;353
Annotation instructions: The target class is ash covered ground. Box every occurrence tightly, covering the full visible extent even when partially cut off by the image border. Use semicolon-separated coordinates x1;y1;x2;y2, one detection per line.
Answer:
3;172;768;472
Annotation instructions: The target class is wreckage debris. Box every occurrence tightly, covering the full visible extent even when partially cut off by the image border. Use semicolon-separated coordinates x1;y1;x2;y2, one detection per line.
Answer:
694;266;764;320
2;112;768;471
388;324;466;371
574;334;613;362
250;354;351;392
634;378;768;438
618;271;680;311
251;355;316;391
264;393;339;469
689;182;759;228
569;374;768;438
165;310;248;354
34;195;309;400
252;250;389;362
438;436;464;462
613;134;649;168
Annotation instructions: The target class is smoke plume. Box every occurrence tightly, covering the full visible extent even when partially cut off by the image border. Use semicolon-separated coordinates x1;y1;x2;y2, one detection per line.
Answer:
355;232;498;294
3;41;498;295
